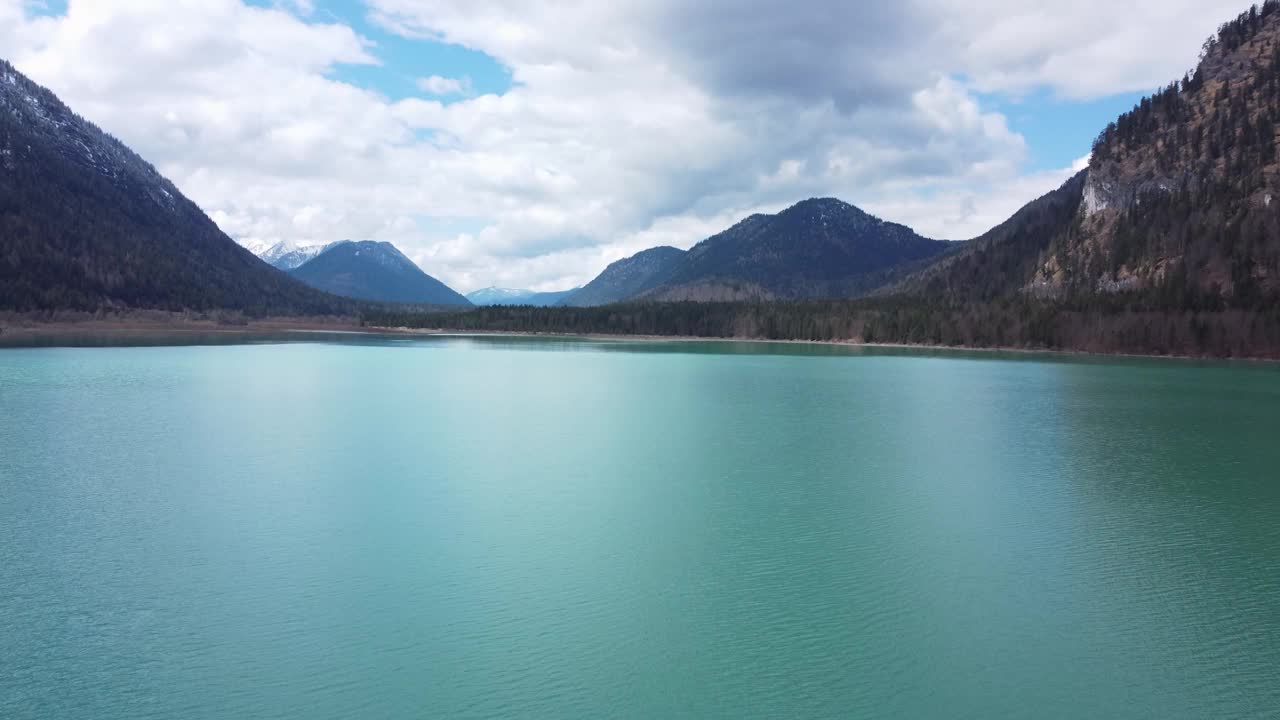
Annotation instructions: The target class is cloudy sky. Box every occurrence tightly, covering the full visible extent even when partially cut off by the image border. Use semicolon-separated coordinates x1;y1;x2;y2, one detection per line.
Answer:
2;0;1242;292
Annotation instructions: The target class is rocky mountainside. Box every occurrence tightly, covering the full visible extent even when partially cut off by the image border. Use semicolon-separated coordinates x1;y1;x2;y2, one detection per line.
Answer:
645;198;950;302
1031;2;1280;303
0;60;351;315
886;3;1280;308
560;246;687;306
290;241;471;306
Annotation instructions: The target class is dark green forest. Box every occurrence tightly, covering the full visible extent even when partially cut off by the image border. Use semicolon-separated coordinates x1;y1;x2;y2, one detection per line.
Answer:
364;295;1280;359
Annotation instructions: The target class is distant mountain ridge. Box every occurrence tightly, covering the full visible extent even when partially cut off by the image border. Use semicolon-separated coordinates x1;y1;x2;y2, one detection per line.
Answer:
649;198;950;301
560;246;687;306
467;287;579;306
562;198;951;306
467;287;535;305
290;240;471;306
255;240;334;270
0;59;350;314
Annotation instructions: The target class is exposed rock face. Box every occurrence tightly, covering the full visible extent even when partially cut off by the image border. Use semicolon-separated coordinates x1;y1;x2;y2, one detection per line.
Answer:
1079;173;1114;218
1026;4;1280;300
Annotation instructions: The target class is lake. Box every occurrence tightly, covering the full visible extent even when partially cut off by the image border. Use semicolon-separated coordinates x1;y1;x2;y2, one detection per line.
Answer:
2;334;1278;718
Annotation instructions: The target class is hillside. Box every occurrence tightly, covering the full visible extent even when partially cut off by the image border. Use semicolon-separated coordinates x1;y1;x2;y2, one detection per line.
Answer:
885;3;1280;308
1032;4;1280;304
645;198;951;301
290;241;471;306
0;60;351;315
560;246;687;306
886;172;1089;300
563;199;951;307
1026;3;1280;304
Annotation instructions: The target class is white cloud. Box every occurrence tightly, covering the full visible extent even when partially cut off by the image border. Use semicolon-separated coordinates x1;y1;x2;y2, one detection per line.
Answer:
264;0;316;16
417;74;472;96
0;0;1241;292
934;0;1238;99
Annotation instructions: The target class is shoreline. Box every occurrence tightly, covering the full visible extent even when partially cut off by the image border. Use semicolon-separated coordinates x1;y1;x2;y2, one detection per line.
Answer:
0;316;368;336
375;327;1280;363
1;317;1276;363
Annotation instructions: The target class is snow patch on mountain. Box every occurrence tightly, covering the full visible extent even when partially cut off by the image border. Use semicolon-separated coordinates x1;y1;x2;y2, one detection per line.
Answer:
253;239;334;270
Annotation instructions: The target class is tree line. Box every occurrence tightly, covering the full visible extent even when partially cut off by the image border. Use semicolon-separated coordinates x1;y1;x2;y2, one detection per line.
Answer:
362;294;1280;359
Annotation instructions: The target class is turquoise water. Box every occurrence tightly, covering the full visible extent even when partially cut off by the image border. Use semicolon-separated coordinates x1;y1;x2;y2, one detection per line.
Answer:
2;335;1278;718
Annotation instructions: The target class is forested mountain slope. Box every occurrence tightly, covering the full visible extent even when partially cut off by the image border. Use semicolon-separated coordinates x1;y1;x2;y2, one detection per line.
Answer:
887;3;1280;308
0;60;351;315
1029;2;1280;303
885;172;1088;300
646;198;950;301
560;246;687;306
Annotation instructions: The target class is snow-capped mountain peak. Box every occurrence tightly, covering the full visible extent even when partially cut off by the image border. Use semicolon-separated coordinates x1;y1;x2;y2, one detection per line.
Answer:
253;240;333;270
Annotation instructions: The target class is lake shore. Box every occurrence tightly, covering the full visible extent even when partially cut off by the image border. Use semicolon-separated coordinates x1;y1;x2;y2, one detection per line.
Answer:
2;315;1276;362
0;313;368;342
375;326;1280;363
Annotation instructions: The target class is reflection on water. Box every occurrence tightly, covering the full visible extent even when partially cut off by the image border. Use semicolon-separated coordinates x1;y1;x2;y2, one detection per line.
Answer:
6;328;1275;369
1;335;1277;719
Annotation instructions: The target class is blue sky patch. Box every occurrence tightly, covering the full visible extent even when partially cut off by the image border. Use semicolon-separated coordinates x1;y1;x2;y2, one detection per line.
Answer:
26;0;68;15
979;88;1148;171
247;0;513;102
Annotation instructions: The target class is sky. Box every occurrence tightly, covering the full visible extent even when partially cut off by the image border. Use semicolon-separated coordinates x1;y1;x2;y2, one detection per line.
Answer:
1;0;1245;292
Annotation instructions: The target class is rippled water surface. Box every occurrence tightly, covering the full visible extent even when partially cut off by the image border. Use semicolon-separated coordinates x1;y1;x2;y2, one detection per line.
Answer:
2;335;1279;719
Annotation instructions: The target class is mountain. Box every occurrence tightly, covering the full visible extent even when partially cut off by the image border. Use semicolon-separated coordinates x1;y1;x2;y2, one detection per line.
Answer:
290;241;471;306
256;240;333;270
467;287;536;305
466;287;580;306
526;288;579;306
563;199;950;306
0;60;351;314
555;4;1280;311
368;3;1280;358
885;172;1089;300
559;246;687;306
644;199;950;302
898;3;1280;306
1034;2;1280;304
